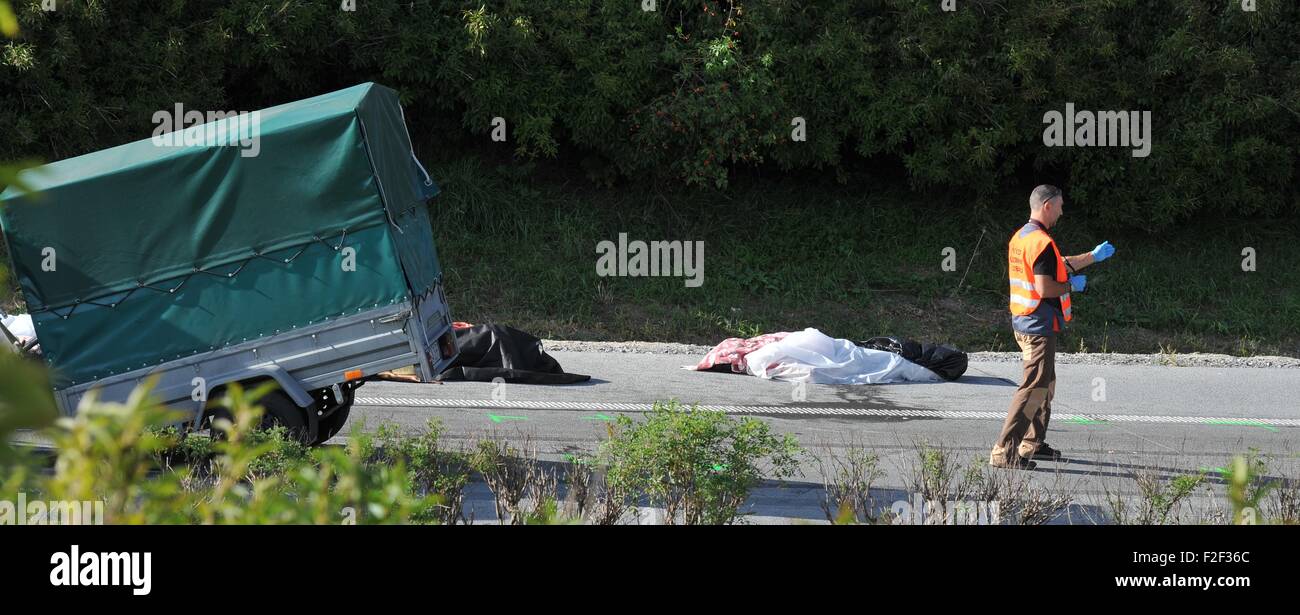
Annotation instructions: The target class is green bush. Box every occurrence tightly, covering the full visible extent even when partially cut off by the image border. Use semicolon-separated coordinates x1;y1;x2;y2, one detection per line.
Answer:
0;352;808;525
372;419;472;524
600;399;802;524
1221;449;1275;525
1;1;1296;227
468;436;566;524
1105;468;1206;525
0;377;436;524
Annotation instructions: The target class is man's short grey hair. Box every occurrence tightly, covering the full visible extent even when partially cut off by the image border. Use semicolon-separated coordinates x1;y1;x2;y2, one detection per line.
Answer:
1030;184;1062;210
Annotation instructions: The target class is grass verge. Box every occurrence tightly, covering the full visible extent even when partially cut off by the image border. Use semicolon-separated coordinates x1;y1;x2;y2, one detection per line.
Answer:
427;157;1300;357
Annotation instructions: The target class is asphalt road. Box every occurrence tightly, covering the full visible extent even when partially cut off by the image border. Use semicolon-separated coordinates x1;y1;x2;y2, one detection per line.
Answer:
340;350;1300;524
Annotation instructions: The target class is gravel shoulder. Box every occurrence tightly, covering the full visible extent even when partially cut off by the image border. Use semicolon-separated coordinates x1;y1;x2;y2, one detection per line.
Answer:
543;339;1300;369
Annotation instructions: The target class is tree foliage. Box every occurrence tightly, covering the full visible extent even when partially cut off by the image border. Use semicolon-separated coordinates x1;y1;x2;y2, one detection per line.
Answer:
1;0;1296;226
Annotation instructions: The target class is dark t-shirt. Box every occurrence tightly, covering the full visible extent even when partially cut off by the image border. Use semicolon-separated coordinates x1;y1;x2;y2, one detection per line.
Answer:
1032;241;1063;313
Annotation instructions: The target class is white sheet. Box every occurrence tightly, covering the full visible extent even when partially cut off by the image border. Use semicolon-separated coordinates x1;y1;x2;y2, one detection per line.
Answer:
743;328;941;384
1;312;35;340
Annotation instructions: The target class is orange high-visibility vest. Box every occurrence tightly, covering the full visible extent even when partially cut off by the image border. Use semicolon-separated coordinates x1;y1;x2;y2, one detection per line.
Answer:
1008;221;1071;333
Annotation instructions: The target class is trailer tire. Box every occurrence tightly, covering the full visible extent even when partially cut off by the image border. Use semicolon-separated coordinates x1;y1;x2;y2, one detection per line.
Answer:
201;385;311;444
260;390;312;444
313;402;352;445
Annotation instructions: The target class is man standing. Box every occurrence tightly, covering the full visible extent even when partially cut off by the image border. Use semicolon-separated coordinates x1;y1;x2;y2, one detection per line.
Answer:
990;185;1115;469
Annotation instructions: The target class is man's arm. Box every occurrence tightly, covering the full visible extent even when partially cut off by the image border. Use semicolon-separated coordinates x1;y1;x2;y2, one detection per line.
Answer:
1062;252;1096;272
1034;274;1072;298
1066;241;1116;271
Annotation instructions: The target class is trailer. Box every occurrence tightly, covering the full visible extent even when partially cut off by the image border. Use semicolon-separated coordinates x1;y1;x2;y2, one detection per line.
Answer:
0;83;458;444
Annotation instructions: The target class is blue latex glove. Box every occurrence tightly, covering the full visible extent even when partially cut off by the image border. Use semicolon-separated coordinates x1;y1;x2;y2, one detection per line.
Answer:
1069;274;1087;293
1091;241;1115;262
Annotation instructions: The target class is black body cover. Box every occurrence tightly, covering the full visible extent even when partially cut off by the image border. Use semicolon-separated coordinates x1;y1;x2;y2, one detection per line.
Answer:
438;324;591;384
856;336;968;381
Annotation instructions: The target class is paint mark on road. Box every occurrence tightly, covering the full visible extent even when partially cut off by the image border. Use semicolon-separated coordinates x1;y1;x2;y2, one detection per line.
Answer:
1065;416;1108;426
1205;419;1279;432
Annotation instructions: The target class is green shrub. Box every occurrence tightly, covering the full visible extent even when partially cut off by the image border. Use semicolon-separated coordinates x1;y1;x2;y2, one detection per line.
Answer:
372;419;472;524
1221;449;1276;525
468;435;562;524
1106;468;1206;525
817;445;884;524
0;377;435;524
599;399;802;525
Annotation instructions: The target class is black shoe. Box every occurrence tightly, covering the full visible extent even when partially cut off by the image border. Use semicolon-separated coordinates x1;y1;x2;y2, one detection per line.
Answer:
1031;444;1062;461
991;456;1037;470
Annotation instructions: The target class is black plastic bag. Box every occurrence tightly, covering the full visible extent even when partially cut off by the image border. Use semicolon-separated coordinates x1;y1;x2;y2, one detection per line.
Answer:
856;336;968;381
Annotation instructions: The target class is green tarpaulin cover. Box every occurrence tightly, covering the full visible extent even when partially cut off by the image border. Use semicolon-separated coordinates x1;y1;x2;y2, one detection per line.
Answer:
0;83;442;388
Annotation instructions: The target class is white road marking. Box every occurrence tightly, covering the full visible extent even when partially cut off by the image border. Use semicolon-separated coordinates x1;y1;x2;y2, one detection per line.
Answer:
354;397;1299;427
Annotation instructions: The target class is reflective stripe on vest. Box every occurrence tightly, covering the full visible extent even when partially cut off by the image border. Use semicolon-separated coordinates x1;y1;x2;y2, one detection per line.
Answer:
1007;223;1072;323
1009;278;1038;308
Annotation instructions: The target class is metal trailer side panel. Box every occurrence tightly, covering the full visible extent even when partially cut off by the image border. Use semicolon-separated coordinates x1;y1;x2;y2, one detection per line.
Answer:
54;302;427;424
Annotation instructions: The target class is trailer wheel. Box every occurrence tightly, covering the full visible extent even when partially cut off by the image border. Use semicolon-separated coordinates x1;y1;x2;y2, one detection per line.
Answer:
313;402;352;445
200;384;311;443
259;390;312;444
